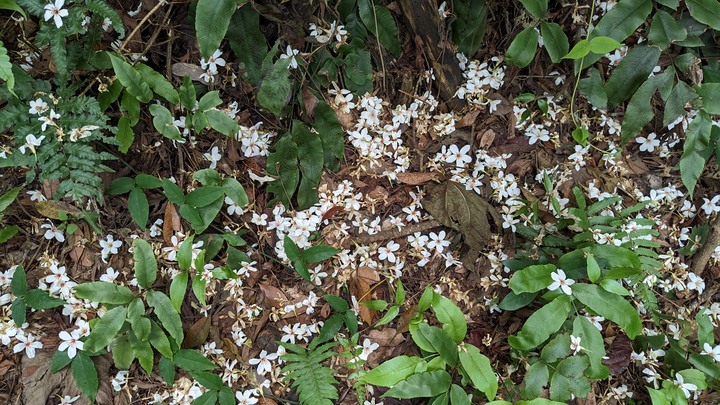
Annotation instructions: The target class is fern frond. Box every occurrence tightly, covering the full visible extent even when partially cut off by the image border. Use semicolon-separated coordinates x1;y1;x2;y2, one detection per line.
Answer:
280;340;339;405
84;0;126;37
15;0;44;17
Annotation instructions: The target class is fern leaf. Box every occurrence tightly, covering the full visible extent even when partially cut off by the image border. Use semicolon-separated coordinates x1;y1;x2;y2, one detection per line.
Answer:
0;42;15;94
280;340;339;405
85;0;126;38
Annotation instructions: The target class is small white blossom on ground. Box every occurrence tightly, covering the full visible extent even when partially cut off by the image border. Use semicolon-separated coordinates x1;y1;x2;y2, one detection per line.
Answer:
280;45;300;69
58;329;84;359
41;222;64;242
674;373;697;399
99;234;123;261
26;190;46;202
249;350;278;375
548;269;574;295
359;338;379;361
19;134;45;154
203;146;221;169
701;342;720;362
13;333;43;358
111;370;128;392
637;132;660;152
59;395;80;405
235;389;259;405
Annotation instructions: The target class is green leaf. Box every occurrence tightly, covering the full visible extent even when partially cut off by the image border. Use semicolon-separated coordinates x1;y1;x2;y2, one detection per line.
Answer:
586;254;601;283
459;343;498;400
519;0;547;18
128;330;154;375
508;295;572;350
72;351;99;403
540;22;569;63
572;284;642;338
324;295;350;312
192;274;207;307
0;186;20;217
698;83;720;115
227;6;268;85
128;187;149;229
186;186;225;208
522;361;549;398
418;285;434;312
74;282;135;305
149;104;182;141
357;0;402;56
108;53;152;103
293;121;324;209
572;316;609;379
563;39;590;60
266;133;299;208
84;306;128;353
191;371;225;390
549;356;591;401
135;174;163;189
257;57;292;116
205;109;239;136
159;356;176;385
51;348;72;373
604;45;661;108
451;0;487;56
578;67;607;109
697;311;714;347
375;305;399;327
498;291;537;311
362;355;423;386
113;333;135;370
25;289;66;310
10;264;27;297
178;76;196;111
128;298;150;341
506;27;538;67
174;349;218;372
685;0;720;30
681;110;712;196
284;235;301;261
395;279;405;305
116;116;134;153
432;294;467;343
648;10;687;49
147;290;184;344
383;370;452;399
163;179;185;205
599;279;631;296
621;67;674;143
301;245;340;263
197;91;223;112
11;298;25;325
418;322;459;366
108;177;135;196
509;264;556;294
313;102;345;171
133;239;158;289
0;1;25;19
588;36;622;54
195;0;237;59
664;81;697;127
192;391;218;405
149;320;174;359
541;333;571;363
135;63;179;104
449;384;471;405
222;178;248;207
178;235;194;271
0;225;18;243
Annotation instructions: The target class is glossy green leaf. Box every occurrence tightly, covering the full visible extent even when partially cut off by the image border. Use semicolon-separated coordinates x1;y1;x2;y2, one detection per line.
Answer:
133;239;157;289
418;285;434;312
418;322;458;366
10;264;27;297
74;282;135;305
572;316;609;379
205;109;240;136
621;67;674;143
540;22;568;63
572;284;642;338
174;349;218;372
222;178;248;207
357;0;402;56
72;351;99;403
375;305;399;327
292;121;324;209
508;295;572;350
449;384;470;405
648;10;687;49
25;289;64;310
258;57;292;116
383;370;452;399
663;81;697;127
361;356;423;386
109;53;152;103
186;186;225;208
11;298;25;325
681;110;712;196
604;45;661;108
459;343;497;400
578;67;607;109
227;6;268;85
509;264;556;294
150;104;182;141
113;333;135;370
451;0;487;56
313;102;345;171
685;0;720;30
519;0;547;18
84;306;128;353
563;39;590;60
128;298;150;341
192;390;218;405
432;294;467;343
159;356;175;385
522;361;549;398
588;36;622;54
506;27;538;67
128;330;154;375
195;0;237;59
192;274;207;306
135;63;179;104
301;245;340;263
178;235;194;271
586;254;601;283
51;348;72;372
149;320;174;359
128;187;149;229
147;290;184;344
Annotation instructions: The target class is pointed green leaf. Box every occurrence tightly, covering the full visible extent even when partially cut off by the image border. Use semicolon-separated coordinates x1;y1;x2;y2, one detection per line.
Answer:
361;356;423;386
383;370;452;399
128;187;149;229
84;306;128;353
147;290;184;344
506;27;539;67
459;343;498;400
74;282;134;305
133;239;157;288
195;0;237;59
509;295;572;350
572;284;642;338
540;22;569;63
109;53;152;103
72;351;99;402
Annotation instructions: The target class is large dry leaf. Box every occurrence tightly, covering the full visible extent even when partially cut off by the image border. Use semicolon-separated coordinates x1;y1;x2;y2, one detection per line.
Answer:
163;202;182;245
259;283;289;309
350;266;380;325
396;172;439;185
35;200;82;220
182;316;211;349
423;181;502;267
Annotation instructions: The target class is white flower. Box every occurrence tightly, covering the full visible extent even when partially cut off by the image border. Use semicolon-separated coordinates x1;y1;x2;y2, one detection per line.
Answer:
99;234;123;260
26;189;46;202
44;0;69;29
445;144;472;168
359;338;379;361
570;335;582;355
428;231;450;254
249;350;278;375
701;342;720;362
378;240;400;263
280;45;300;69
225;196;244;216
13;333;43;358
19;134;45;154
38;109;60;131
58;330;84;359
100;267;120;283
674;373;698;399
41;222;65;242
111;370;128;392
203;146;221;169
28;99;48;115
59;395;80;405
637;132;660;153
200;49;226;75
686;272;705;294
547;269;574;295
701;195;720;215
235;389;259;405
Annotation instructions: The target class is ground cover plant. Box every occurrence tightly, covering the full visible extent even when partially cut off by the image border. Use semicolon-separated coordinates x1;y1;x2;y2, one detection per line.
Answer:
3;0;720;404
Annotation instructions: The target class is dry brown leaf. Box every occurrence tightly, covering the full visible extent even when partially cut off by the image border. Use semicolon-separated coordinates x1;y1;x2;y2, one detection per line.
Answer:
302;85;318;120
259;283;289;309
396;172;439;186
163;202;182;245
478;128;496;148
350;266;380;325
21;350;67;405
34;200;82;220
182;316;211;349
455;109;482;128
602;334;633;375
171;63;208;83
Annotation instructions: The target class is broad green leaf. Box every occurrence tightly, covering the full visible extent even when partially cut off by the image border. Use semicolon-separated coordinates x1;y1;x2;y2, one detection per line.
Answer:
283;235;301;262
572;316;609;379
163;180;185;205
685;0;720;30
25;289;66;310
11;298;25;325
192;390;218;405
519;0;547;18
193;168;223;186
541;333;571;363
508;295;572;350
257;57;292;116
113;333;135;370
522;361;549;398
195;0;237;59
506;27;538;67
383;370;452;399
74;282;135;305
698;83;720;115
325;295;350;312
432;294;467;343
678;368;707;390
301;245;340;263
549;356;591;401
186;186;225;208
192;274;207;306
313;102;345;171
72;351;99;403
498;291;537;311
292;121;324;209
109;53;152;103
697;311;714;347
418;285;434;312
128;298;150;341
604;45;661;108
178;76;196;111
135;174;163;189
451;0;487;56
147;290;184;344
395;279;405;305
449;384;471;405
222;178;248;207
540;22;568;63
508;264;556;294
409;322;435;353
121;90;140;125
0;225;18;243
51;349;72;373
0;186;20;215
108;177;135;195
10;264;27;297
621;67;674;143
648;388;670;405
418;322;458;366
690;353;720;380
361;356;423;386
84;306;128;353
197;91;223;112
178;235;194;271
375;305;399;327
266;130;300;208
128;330;154;375
149;320;174;359
135;63;179;103
159;356;175;385
681;111;712;196
128;187;149;229
191;371;225;390
133;239;158;289
648;10;687;49
357;0;402;56
663;81;697;127
459;343;497;400
572;284;642;338
599;279;631;296
116;116;133;153
227;6;268;84
563;39;590;60
588;36;622;54
586;254;601;283
149;104;182;141
174;349;218;372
